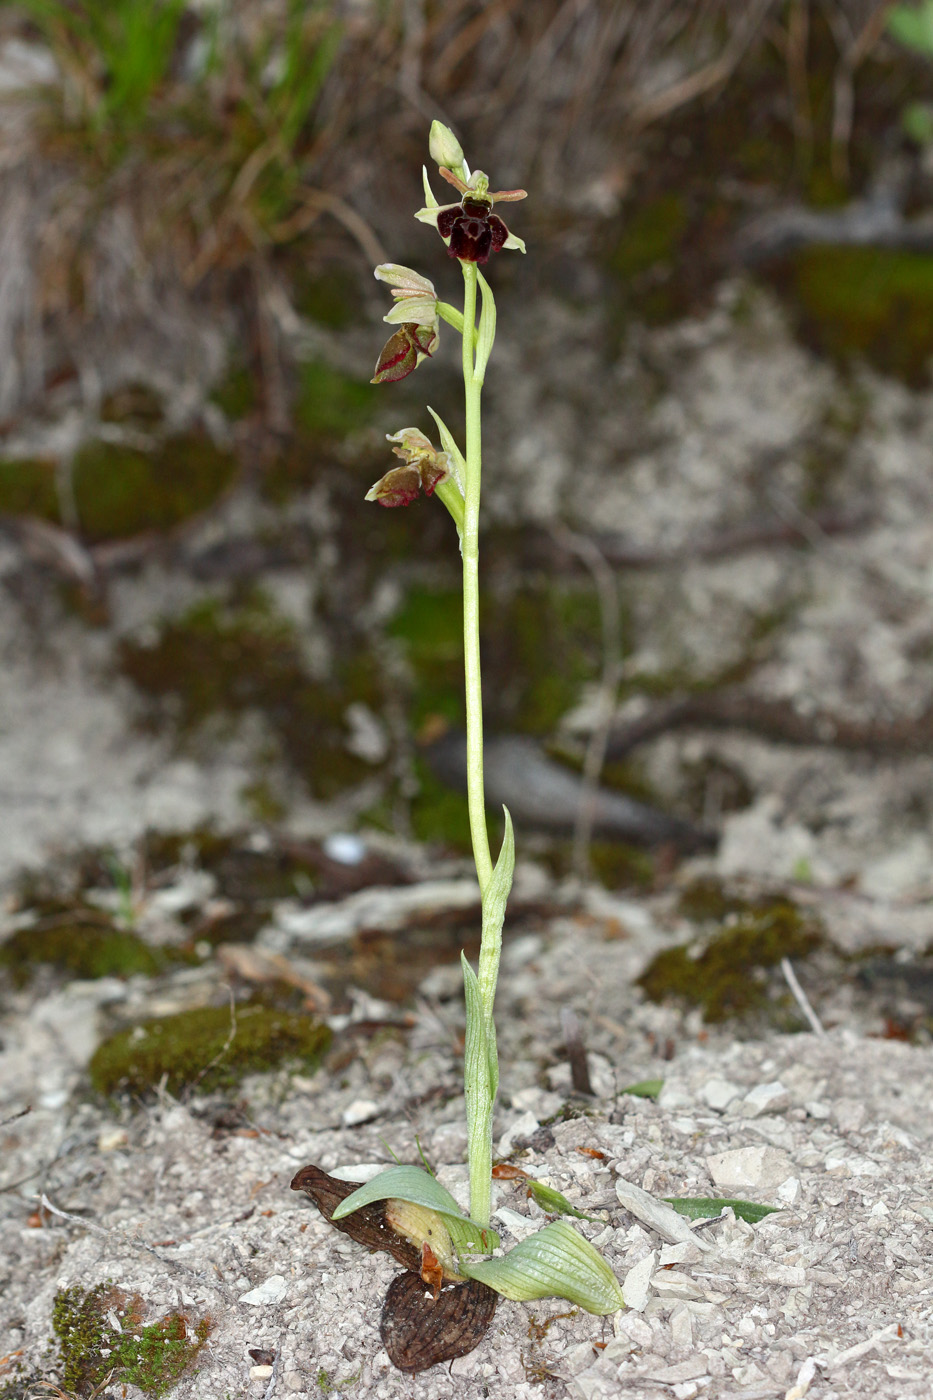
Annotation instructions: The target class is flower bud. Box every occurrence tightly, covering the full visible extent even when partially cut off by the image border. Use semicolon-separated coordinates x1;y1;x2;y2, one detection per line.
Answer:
429;121;465;175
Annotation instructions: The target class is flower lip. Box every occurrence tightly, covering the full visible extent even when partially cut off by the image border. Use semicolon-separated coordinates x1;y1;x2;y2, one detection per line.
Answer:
436;201;509;265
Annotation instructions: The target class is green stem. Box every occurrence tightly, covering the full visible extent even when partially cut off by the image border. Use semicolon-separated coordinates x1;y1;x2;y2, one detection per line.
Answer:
461;261;493;897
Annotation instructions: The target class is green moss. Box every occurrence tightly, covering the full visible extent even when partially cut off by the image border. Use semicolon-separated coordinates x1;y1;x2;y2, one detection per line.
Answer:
52;1283;210;1397
296;360;374;440
388;585;464;729
677;876;750;924
118;592;376;799
89;999;331;1097
0;457;61;522
776;246;933;385
142;826;319;903
638;901;823;1023
210;364;258;420
409;756;474;852
586;840;656;891
73;432;238;541
293;263;363;329
611;194;689;280
0;917;166;988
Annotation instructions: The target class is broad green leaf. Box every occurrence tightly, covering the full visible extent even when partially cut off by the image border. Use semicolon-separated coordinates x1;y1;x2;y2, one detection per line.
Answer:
331;1165;498;1250
474;269;497;384
426;405;466;491
463;1220;624;1315
527;1180;602;1223
620;1078;664;1099
664;1196;781;1224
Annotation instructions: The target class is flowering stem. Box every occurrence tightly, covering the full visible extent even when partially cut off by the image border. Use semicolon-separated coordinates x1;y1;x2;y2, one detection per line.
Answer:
461;261;493;899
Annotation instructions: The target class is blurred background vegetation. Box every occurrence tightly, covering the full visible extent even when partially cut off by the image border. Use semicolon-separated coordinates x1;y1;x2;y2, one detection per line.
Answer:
2;0;933;886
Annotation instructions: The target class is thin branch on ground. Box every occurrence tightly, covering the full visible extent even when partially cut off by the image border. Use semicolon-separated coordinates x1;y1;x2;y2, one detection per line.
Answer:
37;1193;239;1300
781;957;826;1037
549;523;624;879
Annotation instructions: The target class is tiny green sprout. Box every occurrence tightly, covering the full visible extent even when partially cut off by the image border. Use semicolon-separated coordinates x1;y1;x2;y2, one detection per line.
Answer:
340;123;624;1330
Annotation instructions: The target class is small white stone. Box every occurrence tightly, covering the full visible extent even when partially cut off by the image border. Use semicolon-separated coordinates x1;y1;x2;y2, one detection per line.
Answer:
650;1269;706;1300
323;831;367;864
249;1365;274;1380
831;1098;868;1135
239;1275;288;1306
614;1311;654;1347
621;1250;657;1311
341;1098;379;1127
784;1355;818;1400
494;1207;538;1240
776;1176;801;1205
701;1077;742;1111
97;1127;129;1152
669;1302;694;1352
706;1145;794;1192
658;1240;703;1266
497;1109;539;1156
805;1100;831;1119
615;1176;713;1250
739;1081;790;1118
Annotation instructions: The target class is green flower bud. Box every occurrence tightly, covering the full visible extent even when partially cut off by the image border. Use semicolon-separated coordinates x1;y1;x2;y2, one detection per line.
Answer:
429;120;465;175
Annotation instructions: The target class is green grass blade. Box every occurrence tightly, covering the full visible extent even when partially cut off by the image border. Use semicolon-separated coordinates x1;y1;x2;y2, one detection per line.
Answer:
663;1197;781;1224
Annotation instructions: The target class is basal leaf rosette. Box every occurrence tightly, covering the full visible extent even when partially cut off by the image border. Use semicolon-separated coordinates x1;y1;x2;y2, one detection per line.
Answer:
332;1166;625;1317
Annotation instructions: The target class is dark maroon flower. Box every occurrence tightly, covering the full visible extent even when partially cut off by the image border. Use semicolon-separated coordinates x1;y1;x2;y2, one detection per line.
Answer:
436;198;509;265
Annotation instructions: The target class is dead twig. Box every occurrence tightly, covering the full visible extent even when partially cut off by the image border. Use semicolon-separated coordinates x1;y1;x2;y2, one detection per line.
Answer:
627;0;776;130
781;957;826;1036
261;1333;288;1400
37;1193;238;1300
606;689;933;759
549;523;624;879
824;0;898;184
561;1005;594;1096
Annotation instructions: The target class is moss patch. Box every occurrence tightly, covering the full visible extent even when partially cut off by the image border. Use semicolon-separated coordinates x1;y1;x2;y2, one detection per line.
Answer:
292;262;363;329
0;915;167;988
52;1283;210;1397
73;432;238;542
388;577;603;738
296;360;374;440
89;999;331;1097
118;591;377;799
638;899;823;1024
0;457;61;522
771;245;933;386
210;363;259;421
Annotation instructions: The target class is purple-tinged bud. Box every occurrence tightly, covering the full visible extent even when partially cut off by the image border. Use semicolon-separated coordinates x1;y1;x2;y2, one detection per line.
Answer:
371;323;438;384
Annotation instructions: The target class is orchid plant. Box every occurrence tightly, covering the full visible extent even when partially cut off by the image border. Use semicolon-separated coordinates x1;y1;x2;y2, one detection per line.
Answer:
293;123;623;1368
